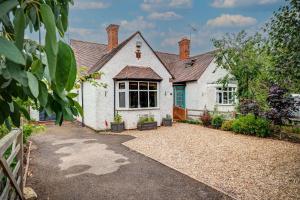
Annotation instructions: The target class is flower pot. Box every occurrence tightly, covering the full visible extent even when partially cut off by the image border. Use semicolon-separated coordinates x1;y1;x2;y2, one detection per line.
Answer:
162;118;172;126
137;121;157;131
110;122;125;133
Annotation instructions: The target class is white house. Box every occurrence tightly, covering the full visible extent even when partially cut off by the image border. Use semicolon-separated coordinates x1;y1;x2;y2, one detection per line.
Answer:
30;24;237;130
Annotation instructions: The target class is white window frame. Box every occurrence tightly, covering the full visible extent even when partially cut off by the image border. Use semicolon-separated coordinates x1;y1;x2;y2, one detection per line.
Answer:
216;87;236;105
116;81;160;110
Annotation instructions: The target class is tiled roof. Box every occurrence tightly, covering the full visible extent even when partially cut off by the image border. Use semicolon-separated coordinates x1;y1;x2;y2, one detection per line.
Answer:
88;32;140;74
70;39;108;69
70;33;215;83
156;51;215;83
114;66;162;81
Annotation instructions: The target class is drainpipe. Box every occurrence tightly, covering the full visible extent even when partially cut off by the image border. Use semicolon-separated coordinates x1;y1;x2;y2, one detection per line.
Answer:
81;82;85;127
113;80;116;118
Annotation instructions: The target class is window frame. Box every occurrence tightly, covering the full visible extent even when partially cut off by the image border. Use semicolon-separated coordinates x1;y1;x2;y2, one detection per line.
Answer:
216;87;236;105
116;81;159;110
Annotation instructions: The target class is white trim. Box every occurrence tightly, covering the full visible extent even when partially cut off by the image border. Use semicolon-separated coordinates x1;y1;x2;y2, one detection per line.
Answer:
116;80;160;110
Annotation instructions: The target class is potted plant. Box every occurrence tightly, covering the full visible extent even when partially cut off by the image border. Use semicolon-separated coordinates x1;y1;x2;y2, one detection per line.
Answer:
162;114;172;126
137;115;157;131
110;113;125;133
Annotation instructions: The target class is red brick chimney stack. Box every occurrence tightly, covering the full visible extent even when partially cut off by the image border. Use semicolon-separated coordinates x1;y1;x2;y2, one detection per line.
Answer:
179;37;190;60
106;24;119;51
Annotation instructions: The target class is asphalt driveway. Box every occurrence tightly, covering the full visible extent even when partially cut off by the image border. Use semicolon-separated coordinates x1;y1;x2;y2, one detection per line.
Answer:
27;123;232;200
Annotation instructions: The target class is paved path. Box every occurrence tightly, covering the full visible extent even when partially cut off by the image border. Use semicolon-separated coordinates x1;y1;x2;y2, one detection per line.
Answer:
27;123;231;200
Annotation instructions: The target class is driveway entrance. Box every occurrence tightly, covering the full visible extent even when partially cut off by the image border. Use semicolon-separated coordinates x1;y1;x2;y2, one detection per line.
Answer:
27;123;231;200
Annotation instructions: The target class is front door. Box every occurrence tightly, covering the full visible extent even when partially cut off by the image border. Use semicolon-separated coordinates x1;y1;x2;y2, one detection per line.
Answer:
174;85;186;108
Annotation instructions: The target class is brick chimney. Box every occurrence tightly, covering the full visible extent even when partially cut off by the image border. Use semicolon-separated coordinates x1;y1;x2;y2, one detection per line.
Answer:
106;24;119;51
179;38;190;60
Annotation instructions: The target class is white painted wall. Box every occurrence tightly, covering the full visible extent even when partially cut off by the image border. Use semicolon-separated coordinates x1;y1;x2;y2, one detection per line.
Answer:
29;108;39;121
78;33;173;130
185;61;237;113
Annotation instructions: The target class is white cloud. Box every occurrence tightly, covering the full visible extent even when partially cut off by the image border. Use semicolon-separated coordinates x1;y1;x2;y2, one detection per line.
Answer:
211;0;278;8
148;11;182;20
207;14;257;27
120;16;155;31
169;0;192;7
69;27;93;36
73;1;110;9
141;0;192;11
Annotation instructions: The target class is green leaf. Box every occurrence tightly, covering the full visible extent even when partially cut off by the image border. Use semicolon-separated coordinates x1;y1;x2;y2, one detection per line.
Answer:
56;41;72;92
31;60;44;79
40;4;58;81
27;72;39;98
65;48;77;91
0;36;26;65
74;100;83;116
38;81;48;107
19;106;30;120
14;8;26;50
61;5;69;32
6;61;28;86
10;102;20;127
0;0;18;19
67;93;78;98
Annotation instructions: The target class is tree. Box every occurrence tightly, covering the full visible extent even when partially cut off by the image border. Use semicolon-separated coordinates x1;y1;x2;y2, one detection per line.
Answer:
212;31;272;112
0;0;81;127
266;84;299;125
265;0;300;92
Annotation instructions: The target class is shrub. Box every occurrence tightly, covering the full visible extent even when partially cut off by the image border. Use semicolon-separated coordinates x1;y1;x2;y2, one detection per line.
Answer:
23;124;46;143
200;111;212;127
211;115;225;129
114;112;123;123
0;124;9;139
282;126;300;134
232;114;270;137
179;119;201;125
138;115;155;124
221;120;234;131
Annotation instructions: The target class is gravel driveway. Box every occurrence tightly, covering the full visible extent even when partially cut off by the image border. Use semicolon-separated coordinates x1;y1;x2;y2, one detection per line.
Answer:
123;123;300;200
27;123;231;200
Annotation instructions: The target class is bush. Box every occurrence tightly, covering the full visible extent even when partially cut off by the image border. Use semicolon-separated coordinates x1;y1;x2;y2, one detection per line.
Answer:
179;119;201;125
0;124;9;139
23;124;45;143
114;112;123;123
232;114;270;137
138;115;155;124
282;126;300;134
211;115;225;129
200;111;212;127
221;120;234;131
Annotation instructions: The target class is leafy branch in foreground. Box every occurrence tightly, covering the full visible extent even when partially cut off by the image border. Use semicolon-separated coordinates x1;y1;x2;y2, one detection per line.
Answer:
0;0;82;127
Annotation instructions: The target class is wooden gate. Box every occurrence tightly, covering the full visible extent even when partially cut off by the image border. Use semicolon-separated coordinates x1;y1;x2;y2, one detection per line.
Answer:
0;129;24;200
173;106;187;121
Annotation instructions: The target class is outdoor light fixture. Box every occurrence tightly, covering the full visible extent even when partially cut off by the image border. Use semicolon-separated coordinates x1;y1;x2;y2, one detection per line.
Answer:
135;41;142;59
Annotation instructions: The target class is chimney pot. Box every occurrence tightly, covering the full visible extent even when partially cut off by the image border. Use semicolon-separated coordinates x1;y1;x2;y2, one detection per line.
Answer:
179;37;190;60
106;24;119;51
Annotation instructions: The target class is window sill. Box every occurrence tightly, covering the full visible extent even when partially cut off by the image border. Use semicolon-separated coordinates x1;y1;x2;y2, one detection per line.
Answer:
116;107;160;111
216;104;235;106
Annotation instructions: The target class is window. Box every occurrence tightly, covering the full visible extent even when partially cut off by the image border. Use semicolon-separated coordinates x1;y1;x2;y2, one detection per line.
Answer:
117;81;158;109
118;82;126;108
216;87;236;105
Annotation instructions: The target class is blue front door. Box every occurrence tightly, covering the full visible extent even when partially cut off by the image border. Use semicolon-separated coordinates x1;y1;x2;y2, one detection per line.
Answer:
174;86;186;108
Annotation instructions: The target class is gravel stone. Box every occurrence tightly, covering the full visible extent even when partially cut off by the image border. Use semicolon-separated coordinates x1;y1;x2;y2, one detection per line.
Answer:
120;123;300;200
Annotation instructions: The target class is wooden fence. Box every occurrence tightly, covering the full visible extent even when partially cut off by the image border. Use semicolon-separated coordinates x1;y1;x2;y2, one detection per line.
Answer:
0;129;24;200
186;109;236;120
173;106;187;121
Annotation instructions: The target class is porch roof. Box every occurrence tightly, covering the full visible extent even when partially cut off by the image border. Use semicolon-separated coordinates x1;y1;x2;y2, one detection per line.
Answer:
114;66;162;81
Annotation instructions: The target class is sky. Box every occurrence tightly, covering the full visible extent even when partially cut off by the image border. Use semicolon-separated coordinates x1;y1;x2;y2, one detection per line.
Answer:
67;0;284;55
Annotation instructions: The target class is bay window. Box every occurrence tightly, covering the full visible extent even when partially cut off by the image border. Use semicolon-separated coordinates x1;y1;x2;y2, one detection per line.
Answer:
117;81;158;109
216;87;236;105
